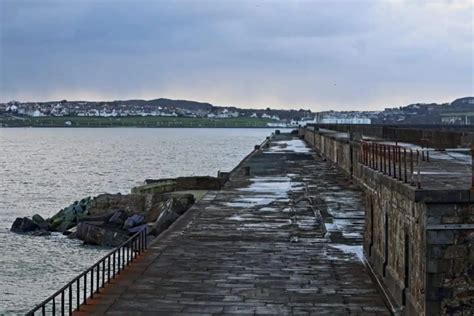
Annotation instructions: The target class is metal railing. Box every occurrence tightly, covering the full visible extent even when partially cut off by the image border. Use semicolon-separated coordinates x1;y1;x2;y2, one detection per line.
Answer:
358;141;473;189
26;228;148;316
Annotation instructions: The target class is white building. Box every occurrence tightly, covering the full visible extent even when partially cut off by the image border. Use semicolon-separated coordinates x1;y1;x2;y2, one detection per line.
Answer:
319;117;371;124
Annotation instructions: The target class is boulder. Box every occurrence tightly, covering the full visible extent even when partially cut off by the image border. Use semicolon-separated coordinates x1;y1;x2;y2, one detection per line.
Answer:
86;194;146;217
78;210;117;224
170;194;195;215
108;210;128;227
151;208;179;236
123;214;144;229
63;226;77;236
32;214;50;231
76;222;129;247
11;217;39;233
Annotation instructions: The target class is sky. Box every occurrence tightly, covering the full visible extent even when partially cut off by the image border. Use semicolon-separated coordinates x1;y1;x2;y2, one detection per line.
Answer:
0;0;473;111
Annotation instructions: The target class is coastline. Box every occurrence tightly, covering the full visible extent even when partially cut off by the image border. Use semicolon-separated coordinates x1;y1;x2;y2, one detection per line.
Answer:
0;116;289;128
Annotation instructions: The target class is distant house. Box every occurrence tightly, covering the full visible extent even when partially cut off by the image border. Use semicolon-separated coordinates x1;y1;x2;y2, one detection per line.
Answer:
31;109;45;117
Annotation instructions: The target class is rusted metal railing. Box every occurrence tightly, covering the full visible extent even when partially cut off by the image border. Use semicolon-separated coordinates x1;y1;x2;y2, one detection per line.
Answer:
26;228;148;316
358;141;474;190
358;141;432;189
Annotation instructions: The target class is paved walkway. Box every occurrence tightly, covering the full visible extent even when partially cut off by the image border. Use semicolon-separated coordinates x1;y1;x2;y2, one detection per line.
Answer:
80;133;389;315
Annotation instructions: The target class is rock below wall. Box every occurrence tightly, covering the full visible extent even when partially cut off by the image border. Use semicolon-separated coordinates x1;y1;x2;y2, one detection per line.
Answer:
10;191;196;247
76;222;130;247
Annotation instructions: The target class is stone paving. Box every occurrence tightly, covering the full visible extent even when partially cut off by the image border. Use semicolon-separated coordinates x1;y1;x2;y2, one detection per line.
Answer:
80;133;390;315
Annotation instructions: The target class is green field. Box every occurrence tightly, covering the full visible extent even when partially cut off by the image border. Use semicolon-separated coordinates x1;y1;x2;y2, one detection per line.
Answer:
0;116;280;128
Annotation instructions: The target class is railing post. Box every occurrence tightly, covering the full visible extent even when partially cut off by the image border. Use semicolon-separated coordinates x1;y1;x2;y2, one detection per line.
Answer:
417;150;421;189
61;291;64;316
404;148;407;183
471;148;474;191
96;264;100;292
376;143;379;170
76;279;80;311
398;147;402;180
68;284;72;315
90;268;94;299
113;251;116;278
83;275;86;305
108;256;111;281
379;144;383;172
393;147;397;178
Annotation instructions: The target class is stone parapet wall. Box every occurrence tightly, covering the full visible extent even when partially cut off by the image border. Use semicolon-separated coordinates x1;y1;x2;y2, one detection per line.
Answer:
300;127;473;315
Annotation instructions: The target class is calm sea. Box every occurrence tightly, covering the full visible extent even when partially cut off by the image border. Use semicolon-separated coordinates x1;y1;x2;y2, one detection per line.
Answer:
0;128;274;314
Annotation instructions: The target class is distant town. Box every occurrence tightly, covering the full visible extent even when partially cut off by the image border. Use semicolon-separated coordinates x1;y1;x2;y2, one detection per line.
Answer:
0;96;472;127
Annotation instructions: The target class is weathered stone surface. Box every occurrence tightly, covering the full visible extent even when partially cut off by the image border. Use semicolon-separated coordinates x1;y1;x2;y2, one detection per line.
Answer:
10;217;39;233
86;193;146;216
49;197;91;232
32;214;50;231
84;134;389;315
151;207;179;236
124;214;144;229
76;222;129;247
133;176;221;194
108;210;127;226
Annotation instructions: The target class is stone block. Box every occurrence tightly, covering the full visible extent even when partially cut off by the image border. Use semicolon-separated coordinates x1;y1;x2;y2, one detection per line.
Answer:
427;231;455;245
444;245;467;259
427;259;452;273
428;245;445;259
441;216;463;224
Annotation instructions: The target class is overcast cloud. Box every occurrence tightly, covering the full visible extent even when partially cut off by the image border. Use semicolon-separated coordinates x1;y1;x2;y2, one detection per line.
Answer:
0;0;472;110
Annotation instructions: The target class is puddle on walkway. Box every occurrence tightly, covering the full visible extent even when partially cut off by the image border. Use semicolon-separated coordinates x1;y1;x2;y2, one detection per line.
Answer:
328;244;364;262
266;140;312;153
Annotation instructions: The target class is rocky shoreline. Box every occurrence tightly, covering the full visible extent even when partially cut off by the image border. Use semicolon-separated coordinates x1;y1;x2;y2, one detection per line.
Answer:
11;176;224;247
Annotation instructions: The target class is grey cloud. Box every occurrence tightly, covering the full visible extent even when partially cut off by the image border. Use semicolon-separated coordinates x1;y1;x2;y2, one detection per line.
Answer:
0;0;472;110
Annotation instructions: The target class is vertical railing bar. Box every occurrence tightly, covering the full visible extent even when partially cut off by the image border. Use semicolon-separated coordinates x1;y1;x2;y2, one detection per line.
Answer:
375;143;379;170
417;150;421;189
83;274;86;305
102;259;105;288
61;291;64;316
76;279;80;311
113;251;116;278
117;248;122;274
96;263;100;293
52;296;56;316
68;284;72;316
398;146;402;180
392;147;396;178
404;148;407;183
108;255;111;282
90;268;94;299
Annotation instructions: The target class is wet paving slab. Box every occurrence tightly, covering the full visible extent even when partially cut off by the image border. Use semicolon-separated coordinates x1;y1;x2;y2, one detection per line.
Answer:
81;133;390;315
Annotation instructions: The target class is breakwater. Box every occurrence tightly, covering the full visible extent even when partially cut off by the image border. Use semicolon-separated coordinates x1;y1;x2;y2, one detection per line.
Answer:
57;132;390;315
0;128;271;314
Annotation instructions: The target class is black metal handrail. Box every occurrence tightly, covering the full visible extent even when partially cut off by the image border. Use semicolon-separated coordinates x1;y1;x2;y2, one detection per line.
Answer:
26;228;148;315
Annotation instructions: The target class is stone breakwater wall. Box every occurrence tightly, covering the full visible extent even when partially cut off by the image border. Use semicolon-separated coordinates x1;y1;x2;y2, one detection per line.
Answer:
300;127;474;316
